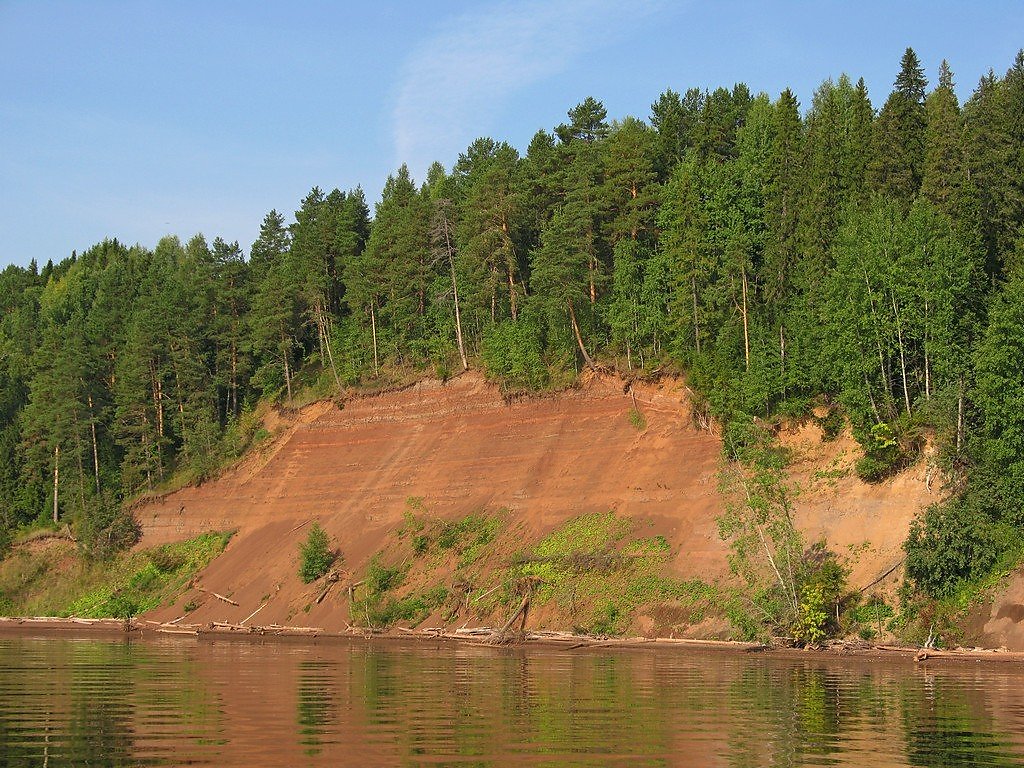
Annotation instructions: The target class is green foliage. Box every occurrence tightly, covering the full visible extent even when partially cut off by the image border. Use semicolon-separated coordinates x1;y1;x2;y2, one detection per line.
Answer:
298;523;335;584
627;407;647;431
442;514;501;568
904;500;1012;599
793;585;829;646
365;557;404;594
3;531;235;619
503;512;718;636
815;407;845;442
480;319;548;391
719;456;848;642
352;554;447;628
855;422;911;482
74;494;140;561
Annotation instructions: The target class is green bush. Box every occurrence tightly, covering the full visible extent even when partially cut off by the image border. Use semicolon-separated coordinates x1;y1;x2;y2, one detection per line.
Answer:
628;407;647;431
586;602;622;636
365;558;403;594
299;523;335;584
904;500;1006;598
816;407;845;442
793;584;829;646
855;421;920;482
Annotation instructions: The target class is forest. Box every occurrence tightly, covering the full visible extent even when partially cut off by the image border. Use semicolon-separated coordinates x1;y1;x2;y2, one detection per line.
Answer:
0;48;1021;600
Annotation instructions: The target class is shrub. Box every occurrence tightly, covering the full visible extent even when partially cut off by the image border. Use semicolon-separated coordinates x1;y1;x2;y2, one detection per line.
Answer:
412;534;430;555
149;547;186;573
299;523;335;584
816;407;845;442
855;421;922;482
365;558;403;594
108;593;140;620
904;500;1006;598
793;584;829;646
628;407;647;431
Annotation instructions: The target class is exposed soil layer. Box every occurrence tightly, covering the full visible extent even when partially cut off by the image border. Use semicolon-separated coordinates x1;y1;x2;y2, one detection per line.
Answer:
136;373;933;636
980;573;1024;650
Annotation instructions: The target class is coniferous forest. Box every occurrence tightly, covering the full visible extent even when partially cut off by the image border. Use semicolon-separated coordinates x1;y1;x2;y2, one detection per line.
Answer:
1;49;1023;598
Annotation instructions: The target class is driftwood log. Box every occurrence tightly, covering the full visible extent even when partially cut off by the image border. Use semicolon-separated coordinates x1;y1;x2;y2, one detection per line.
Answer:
196;587;239;606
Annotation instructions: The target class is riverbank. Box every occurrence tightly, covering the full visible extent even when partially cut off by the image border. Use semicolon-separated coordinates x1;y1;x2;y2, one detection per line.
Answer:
4;615;1022;667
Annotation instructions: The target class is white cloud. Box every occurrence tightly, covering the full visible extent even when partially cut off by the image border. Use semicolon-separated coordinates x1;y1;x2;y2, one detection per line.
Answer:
392;0;664;180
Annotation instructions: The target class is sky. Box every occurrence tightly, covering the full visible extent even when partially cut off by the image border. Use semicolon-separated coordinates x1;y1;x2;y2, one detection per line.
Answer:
1;0;1021;268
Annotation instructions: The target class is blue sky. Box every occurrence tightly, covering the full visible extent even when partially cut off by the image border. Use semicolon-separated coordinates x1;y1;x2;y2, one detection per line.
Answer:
1;0;1021;268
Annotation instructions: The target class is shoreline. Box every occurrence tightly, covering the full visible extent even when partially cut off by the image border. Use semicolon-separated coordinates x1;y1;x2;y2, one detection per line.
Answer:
2;616;1021;667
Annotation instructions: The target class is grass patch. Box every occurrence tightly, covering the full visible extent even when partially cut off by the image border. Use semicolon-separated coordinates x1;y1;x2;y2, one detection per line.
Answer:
438;514;502;568
501;512;719;636
397;508;505;570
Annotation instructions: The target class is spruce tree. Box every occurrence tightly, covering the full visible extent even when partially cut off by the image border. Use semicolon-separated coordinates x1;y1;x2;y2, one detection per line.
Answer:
869;47;928;205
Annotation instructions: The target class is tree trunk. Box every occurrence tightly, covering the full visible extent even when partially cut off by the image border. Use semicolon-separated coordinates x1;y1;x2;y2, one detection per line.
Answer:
449;254;468;372
370;302;379;376
741;267;750;372
691;274;701;353
956;376;965;451
52;445;59;524
87;394;100;493
891;292;912;416
779;324;786;398
588;256;597;305
923;298;931;400
320;310;342;391
508;267;518;321
567;299;596;369
282;342;293;402
230;339;238;417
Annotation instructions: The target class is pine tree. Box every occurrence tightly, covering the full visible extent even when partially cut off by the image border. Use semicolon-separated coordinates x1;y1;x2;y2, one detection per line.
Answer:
530;207;596;368
454;141;527;323
601;116;659;245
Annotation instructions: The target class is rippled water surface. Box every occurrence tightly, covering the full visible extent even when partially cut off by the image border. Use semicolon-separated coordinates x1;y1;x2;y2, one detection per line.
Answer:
2;634;1024;766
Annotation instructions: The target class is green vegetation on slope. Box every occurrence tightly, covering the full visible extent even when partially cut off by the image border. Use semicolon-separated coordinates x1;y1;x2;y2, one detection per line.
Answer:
353;507;720;637
0;531;232;618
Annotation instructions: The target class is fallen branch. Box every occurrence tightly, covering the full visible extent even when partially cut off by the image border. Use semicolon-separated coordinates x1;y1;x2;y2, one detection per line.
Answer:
196;587;239;606
861;558;906;592
491;593;530;644
263;624;324;633
288;519;311;533
471;585;501;604
240;602;268;626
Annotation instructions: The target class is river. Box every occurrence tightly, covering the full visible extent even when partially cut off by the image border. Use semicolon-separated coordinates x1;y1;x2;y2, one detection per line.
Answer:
1;633;1022;766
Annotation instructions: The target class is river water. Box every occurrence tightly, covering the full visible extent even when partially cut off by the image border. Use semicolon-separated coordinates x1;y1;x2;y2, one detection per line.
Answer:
1;634;1023;766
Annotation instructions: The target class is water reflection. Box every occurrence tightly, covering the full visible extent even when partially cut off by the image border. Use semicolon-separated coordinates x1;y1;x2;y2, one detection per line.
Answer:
297;660;337;756
0;635;1022;766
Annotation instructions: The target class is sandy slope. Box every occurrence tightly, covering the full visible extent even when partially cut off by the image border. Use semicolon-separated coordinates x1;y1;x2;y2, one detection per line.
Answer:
137;372;933;634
